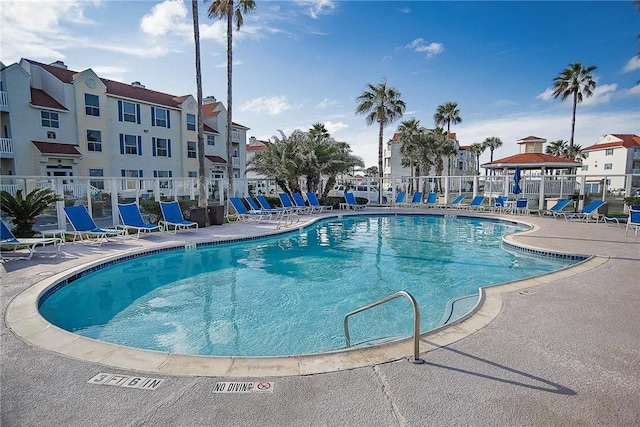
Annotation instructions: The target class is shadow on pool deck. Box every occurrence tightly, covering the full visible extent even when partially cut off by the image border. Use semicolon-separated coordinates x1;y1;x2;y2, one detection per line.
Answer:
2;209;639;426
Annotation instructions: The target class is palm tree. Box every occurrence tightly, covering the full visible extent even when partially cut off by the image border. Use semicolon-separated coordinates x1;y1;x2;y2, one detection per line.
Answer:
191;0;206;207
1;188;61;237
355;78;406;183
309;122;330;141
545;139;569;157
551;62;597;151
468;142;485;175
482;136;503;176
397;118;421;178
434;101;462;134
566;143;586;162
208;0;256;198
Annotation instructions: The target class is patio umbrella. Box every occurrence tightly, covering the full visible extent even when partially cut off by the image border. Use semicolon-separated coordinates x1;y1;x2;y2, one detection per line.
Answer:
512;166;522;195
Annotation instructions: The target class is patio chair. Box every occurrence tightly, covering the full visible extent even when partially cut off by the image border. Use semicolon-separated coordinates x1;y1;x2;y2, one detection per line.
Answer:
556;200;606;222
117;203;161;239
159;201;199;234
229;197;273;223
512;198;530;215
400;192;423;208
343;192;367;210
1;221;62;260
245;196;287;219
256;195;292;214
63;205;127;245
423;192;438;208
625;208;640;236
437;194;467;209
292;192;321;213
459;195;485;210
391;191;407;207
529;199;571;217
489;195;508;213
279;193;312;214
305;192;333;212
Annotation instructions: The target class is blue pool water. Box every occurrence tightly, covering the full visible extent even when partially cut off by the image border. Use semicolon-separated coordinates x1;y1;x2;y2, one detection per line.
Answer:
39;215;579;357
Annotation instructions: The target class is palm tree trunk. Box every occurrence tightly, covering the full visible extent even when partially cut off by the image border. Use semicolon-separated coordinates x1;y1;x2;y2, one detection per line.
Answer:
192;0;206;207
570;90;578;151
377;120;384;178
225;1;234;199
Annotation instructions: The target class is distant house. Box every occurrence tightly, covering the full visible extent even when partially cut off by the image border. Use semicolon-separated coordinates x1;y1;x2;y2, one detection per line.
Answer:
581;134;640;192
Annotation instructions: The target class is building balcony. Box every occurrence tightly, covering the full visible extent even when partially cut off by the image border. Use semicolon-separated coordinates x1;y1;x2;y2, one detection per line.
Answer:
232;156;240;168
0;91;8;111
0;138;14;157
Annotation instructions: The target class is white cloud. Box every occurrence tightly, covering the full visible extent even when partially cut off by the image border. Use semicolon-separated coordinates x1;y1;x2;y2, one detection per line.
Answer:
536;87;555;101
316;98;338;109
581;83;617;106
622;55;640;73
97;44;173;59
404;38;444;58
488;99;516;108
140;0;189;37
324;121;348;134
240;96;291;116
92;65;128;81
0;0;100;62
295;0;336;19
621;84;640;97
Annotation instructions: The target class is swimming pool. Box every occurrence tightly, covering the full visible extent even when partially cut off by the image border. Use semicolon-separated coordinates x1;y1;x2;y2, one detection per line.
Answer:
38;214;580;357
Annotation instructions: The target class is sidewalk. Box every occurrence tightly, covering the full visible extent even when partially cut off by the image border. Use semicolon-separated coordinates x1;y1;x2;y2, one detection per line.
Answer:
1;210;639;426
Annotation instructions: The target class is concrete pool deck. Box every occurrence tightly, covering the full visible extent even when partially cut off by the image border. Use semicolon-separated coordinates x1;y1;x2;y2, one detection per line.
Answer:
2;209;639;425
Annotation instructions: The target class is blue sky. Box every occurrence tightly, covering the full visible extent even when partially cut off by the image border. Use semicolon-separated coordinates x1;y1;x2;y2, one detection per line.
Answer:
2;0;639;168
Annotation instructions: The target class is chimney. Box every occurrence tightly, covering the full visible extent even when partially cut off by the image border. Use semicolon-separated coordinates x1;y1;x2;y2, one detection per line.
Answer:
49;60;67;69
203;96;217;104
131;81;145;88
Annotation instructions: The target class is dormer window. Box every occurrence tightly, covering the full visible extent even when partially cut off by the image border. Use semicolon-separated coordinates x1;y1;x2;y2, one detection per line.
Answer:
41;111;59;128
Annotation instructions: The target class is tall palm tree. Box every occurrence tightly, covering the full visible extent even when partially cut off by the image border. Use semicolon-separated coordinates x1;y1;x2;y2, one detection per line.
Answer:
468;142;485;175
434;101;462;134
191;0;206;207
397;118;421;178
566;143;586;162
309;122;330;141
482;136;503;176
355;78;406;182
551;62;597;151
208;0;256;198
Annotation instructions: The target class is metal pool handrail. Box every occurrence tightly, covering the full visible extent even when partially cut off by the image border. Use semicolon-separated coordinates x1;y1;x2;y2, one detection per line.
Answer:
343;290;425;364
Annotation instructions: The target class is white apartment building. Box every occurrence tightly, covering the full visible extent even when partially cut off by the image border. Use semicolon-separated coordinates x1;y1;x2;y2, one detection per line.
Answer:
581;134;640;192
0;59;248;184
383;131;471;179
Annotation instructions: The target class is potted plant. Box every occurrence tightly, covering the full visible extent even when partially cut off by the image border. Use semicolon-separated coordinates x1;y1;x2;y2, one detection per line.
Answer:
623;196;640;213
1;188;62;237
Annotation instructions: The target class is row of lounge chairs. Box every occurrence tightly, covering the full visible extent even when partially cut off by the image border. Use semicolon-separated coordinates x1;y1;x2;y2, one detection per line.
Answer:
1;201;199;259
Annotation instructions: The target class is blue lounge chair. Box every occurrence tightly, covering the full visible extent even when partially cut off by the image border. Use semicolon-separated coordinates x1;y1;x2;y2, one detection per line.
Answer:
159;201;199;234
512;198;529;215
391;191;407;207
256;195;290;213
459;195;485;210
437;194;467;209
229;197;273;223
343;191;367;210
64;204;127;244
1;221;62;260
292;192;320;213
556;200;606;222
400;192;423;208
117;203;161;238
625;208;640;236
305;192;333;212
279;193;311;214
245;196;287;219
423;192;438;208
530;199;571;217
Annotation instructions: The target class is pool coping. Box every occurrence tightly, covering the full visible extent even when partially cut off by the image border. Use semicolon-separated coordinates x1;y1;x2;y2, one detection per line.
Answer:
4;212;607;377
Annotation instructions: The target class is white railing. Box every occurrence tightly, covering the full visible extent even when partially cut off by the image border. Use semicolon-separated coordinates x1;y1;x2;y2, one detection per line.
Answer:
232;156;240;168
0;91;8;108
0;138;13;154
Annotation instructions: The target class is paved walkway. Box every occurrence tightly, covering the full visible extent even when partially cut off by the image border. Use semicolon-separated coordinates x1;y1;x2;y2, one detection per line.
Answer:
1;209;639;426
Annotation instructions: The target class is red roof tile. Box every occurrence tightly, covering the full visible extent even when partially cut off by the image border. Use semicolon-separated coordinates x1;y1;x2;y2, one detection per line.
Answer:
205;155;227;164
583;134;640;151
517;135;546;143
203;103;221;117
32;141;81;156
483;152;581;169
30;88;67;110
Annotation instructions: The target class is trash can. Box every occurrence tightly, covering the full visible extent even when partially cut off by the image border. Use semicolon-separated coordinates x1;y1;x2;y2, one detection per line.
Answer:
208;205;225;225
189;207;207;228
